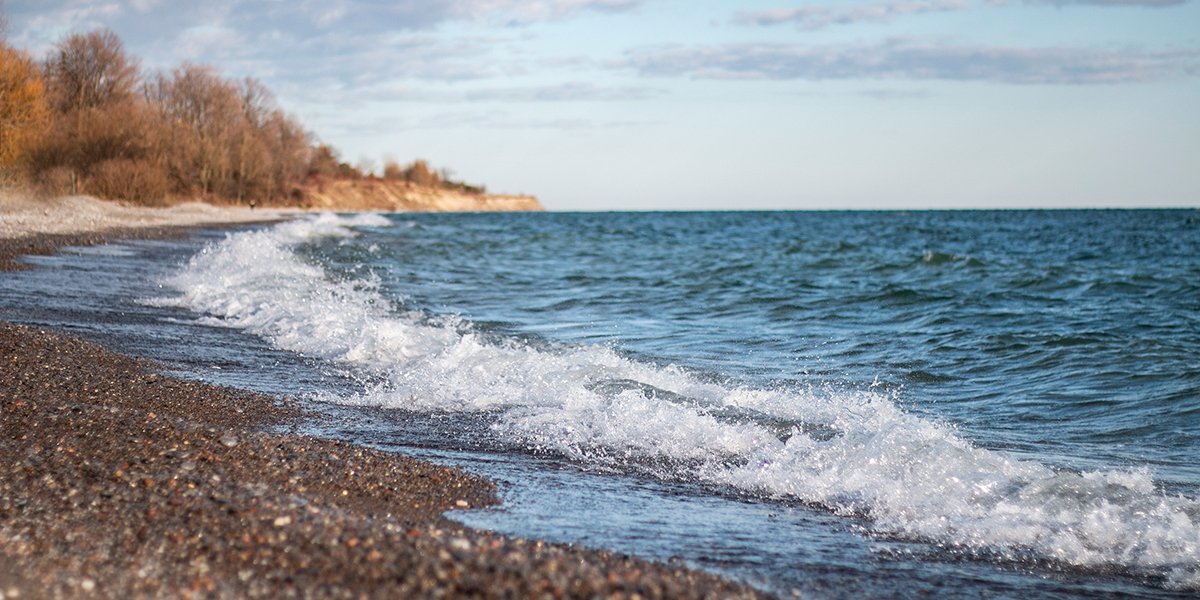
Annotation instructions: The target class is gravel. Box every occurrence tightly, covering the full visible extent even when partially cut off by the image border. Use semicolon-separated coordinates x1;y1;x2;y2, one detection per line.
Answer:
0;228;191;271
0;319;770;599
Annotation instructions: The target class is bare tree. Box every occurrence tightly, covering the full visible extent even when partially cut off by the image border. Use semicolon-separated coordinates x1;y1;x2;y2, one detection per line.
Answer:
238;77;275;129
44;28;139;113
259;110;310;202
145;63;245;196
143;64;310;205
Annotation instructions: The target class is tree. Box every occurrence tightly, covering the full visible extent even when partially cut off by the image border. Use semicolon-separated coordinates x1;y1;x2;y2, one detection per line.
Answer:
382;156;404;180
0;43;50;178
35;28;144;194
44;28;139;114
308;143;340;178
144;63;244;197
257;110;310;203
403;159;439;187
142;64;310;205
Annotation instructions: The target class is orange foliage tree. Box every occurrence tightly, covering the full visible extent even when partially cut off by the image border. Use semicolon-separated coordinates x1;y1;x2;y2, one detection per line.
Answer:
3;22;472;206
0;42;50;178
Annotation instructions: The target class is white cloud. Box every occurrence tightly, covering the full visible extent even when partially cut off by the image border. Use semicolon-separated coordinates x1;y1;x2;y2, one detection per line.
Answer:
1021;0;1185;5
735;0;1189;30
623;38;1200;84
128;0;162;12
735;1;970;30
449;0;641;23
461;81;659;101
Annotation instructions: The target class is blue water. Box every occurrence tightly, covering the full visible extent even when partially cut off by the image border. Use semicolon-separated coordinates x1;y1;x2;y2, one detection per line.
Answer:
3;210;1198;598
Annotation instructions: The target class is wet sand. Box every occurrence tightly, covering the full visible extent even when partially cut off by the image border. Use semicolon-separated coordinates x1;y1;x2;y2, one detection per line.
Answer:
0;228;197;272
0;225;770;597
0;192;295;272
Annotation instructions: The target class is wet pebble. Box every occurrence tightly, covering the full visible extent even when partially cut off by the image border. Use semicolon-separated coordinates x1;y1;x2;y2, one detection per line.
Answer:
0;321;769;599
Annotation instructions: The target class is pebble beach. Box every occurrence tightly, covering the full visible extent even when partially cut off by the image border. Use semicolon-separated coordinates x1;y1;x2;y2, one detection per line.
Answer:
0;195;769;599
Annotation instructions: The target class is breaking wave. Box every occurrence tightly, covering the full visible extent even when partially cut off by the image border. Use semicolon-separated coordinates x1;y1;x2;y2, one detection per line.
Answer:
154;213;1200;589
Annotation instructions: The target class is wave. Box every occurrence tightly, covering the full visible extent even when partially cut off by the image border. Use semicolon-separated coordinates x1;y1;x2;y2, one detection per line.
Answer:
154;213;1200;590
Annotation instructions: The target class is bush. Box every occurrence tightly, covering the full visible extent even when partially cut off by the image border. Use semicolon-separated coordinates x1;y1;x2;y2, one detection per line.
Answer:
35;166;76;197
85;158;170;205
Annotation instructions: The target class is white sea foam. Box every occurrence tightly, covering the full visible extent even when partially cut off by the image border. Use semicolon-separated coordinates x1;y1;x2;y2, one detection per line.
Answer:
157;213;1200;589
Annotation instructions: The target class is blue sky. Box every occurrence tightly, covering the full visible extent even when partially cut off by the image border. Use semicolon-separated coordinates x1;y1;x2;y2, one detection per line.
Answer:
5;0;1198;210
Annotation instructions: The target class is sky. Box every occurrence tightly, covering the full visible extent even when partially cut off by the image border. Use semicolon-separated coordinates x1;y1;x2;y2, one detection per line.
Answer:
4;0;1198;211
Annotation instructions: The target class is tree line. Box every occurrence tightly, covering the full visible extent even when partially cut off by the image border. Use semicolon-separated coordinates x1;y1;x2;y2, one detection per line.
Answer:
1;23;482;206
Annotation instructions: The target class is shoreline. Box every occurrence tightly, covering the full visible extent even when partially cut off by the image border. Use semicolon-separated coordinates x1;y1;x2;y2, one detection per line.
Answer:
0;199;768;598
0;192;300;272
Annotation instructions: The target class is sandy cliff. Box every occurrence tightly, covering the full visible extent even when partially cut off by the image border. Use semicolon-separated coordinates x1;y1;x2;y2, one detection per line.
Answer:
300;178;543;212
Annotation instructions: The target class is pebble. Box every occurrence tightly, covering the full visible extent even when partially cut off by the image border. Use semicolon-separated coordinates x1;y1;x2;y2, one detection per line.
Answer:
0;319;770;599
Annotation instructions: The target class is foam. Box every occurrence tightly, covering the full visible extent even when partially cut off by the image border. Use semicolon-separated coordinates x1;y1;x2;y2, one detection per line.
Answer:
156;213;1200;589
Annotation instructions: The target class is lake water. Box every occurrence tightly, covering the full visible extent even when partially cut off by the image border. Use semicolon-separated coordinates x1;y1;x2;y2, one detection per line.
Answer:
4;210;1198;598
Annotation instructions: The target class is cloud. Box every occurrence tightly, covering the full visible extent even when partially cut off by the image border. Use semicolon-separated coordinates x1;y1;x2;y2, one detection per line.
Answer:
6;0;642;49
412;109;641;129
6;0;123;51
1019;0;1185;5
734;0;1189;29
857;88;932;99
315;109;642;133
289;81;660;106
460;82;659;101
735;1;970;30
623;38;1200;84
449;0;642;24
7;0;644;84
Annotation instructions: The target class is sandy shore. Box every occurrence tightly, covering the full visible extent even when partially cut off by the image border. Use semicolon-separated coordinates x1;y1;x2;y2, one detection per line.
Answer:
0;191;300;240
0;193;769;598
0;192;299;271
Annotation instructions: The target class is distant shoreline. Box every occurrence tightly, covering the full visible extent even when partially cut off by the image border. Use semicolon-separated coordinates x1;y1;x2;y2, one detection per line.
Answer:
0;185;545;268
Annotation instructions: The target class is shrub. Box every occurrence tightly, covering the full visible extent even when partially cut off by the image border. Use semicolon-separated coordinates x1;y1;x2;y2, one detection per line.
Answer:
85;158;170;205
35;166;76;197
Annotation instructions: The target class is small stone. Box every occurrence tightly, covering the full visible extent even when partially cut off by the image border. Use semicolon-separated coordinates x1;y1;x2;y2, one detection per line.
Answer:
454;500;469;508
5;586;21;598
80;578;95;592
220;433;239;447
448;537;471;551
273;516;292;527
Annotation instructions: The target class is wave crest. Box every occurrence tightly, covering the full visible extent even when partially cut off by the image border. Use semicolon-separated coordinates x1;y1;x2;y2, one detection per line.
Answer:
156;214;1200;589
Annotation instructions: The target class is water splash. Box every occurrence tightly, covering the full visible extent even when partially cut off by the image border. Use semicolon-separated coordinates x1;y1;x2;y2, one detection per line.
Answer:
155;213;1200;590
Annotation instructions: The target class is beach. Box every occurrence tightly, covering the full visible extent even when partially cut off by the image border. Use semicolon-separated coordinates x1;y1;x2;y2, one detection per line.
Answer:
0;195;766;599
0;192;297;271
5;195;1198;599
